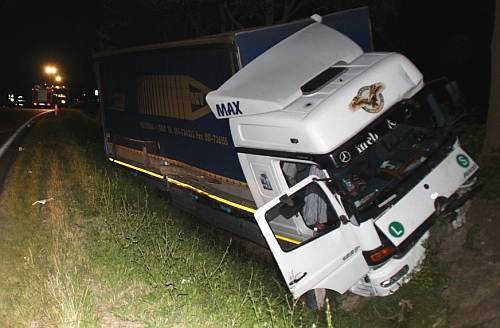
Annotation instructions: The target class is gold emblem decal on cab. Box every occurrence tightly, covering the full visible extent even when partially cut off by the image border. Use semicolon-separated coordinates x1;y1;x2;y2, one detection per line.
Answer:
349;82;386;113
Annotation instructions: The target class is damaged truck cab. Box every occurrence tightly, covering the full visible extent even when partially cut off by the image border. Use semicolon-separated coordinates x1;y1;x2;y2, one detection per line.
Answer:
206;17;478;298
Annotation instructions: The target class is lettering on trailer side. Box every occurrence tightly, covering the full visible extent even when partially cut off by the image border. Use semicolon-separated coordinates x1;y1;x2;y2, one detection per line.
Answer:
215;101;243;117
138;120;230;146
137;75;212;121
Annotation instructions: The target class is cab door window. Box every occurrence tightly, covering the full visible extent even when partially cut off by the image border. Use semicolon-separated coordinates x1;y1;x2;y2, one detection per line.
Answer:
264;178;341;252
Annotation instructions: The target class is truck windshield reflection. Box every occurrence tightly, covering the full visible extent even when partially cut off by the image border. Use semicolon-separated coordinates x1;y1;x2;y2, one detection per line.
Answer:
329;88;451;212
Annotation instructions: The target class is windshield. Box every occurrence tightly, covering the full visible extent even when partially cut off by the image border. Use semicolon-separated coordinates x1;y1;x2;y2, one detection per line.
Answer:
328;88;451;212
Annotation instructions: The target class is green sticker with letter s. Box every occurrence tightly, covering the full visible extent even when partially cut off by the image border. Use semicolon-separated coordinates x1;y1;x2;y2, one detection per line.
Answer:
456;154;470;168
389;221;405;238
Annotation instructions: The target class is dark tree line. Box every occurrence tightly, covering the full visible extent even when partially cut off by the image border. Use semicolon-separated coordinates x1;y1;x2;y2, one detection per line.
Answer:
93;0;399;51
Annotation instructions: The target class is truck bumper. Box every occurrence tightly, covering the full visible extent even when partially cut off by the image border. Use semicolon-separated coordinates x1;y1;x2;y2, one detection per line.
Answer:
349;231;429;297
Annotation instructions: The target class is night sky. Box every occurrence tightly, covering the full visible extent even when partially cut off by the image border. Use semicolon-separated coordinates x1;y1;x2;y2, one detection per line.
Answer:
380;1;494;121
0;0;495;118
1;0;100;101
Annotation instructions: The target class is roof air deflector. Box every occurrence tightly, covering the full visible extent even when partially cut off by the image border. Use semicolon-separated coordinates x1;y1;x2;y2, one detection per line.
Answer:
301;66;346;95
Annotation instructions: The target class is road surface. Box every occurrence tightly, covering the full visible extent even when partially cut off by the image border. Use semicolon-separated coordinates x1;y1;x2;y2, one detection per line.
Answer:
0;107;52;192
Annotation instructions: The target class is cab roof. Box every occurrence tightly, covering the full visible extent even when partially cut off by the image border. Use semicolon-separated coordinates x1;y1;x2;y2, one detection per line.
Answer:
206;21;364;118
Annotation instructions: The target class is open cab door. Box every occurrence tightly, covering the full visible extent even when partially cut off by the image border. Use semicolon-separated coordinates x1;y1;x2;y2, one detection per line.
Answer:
254;176;369;299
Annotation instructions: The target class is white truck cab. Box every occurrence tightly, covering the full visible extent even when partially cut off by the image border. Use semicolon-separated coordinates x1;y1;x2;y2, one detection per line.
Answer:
207;17;478;299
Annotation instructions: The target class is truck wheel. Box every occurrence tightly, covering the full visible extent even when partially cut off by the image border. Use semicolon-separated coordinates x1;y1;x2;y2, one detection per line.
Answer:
305;288;326;310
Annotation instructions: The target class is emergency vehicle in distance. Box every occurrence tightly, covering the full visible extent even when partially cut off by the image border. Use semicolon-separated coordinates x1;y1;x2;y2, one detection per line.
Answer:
93;8;479;307
32;85;68;108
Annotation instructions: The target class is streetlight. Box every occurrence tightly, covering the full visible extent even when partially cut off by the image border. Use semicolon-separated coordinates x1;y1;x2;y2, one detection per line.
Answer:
45;66;57;86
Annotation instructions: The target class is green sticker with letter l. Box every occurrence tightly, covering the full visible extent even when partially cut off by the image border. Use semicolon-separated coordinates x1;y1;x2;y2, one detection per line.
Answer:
456;154;470;168
389;221;405;238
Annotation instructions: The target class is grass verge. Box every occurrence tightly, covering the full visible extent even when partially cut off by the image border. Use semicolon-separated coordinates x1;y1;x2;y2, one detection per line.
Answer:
0;110;327;326
0;109;490;327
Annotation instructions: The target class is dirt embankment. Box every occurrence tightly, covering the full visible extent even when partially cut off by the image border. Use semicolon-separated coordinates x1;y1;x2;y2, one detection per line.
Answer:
439;198;500;328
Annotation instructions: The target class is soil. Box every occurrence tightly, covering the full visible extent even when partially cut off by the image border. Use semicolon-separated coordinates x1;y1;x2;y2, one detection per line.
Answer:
438;198;500;328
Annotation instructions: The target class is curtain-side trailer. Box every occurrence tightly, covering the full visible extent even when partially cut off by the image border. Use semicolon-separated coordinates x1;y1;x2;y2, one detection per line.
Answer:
93;8;372;247
93;8;479;308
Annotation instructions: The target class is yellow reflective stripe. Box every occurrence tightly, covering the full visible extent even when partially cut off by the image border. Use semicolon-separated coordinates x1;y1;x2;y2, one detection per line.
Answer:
110;158;163;179
109;158;302;246
275;235;302;245
109;158;256;213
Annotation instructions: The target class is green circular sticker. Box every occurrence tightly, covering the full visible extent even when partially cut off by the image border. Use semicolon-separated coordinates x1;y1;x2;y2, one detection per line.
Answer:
389;221;405;238
456;154;470;168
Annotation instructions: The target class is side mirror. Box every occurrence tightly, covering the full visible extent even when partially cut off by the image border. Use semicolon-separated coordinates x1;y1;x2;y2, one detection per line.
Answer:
444;80;467;125
427;77;467;125
445;80;466;108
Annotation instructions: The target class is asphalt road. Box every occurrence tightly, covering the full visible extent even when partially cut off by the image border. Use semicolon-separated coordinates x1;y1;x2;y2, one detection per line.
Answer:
0;107;52;192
